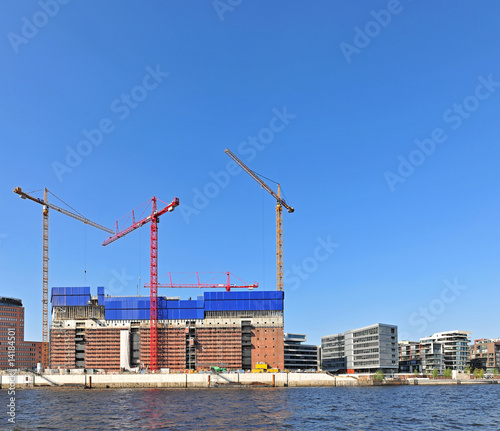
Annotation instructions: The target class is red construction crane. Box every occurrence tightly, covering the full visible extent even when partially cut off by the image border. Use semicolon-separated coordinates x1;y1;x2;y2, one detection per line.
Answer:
13;187;114;348
145;272;259;291
102;196;179;372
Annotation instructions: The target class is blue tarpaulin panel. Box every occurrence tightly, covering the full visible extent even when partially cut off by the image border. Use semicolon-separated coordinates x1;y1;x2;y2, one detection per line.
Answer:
55;288;283;320
52;295;90;306
51;287;90;300
103;297;150;309
180;300;196;309
52;296;66;306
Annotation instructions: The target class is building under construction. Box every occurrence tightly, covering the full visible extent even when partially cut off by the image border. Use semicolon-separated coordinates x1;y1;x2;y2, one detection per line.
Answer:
50;287;284;372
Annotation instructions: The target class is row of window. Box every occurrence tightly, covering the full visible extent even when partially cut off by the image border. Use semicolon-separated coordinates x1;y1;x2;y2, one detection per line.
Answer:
0;307;23;312
353;328;379;337
352;342;380;349
353;360;379;366
353;335;379;342
353;348;379;354
353;354;380;361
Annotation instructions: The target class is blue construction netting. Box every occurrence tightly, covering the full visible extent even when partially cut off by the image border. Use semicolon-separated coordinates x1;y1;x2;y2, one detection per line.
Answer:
51;286;91;301
105;309;151;320
52;295;90;306
51;286;283;319
203;291;284;301
203;290;284;311
104;307;205;320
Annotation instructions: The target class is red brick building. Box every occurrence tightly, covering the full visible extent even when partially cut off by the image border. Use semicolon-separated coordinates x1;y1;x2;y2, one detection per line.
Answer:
470;338;500;372
49;289;285;372
0;297;48;369
50;317;284;372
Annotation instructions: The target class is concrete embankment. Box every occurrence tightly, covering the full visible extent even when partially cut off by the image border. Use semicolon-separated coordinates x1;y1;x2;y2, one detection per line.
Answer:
1;372;353;389
1;373;497;389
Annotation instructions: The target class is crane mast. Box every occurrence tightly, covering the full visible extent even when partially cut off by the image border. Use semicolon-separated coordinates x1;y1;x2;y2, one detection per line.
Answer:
276;184;283;291
42;189;49;344
13;187;114;346
224;149;294;292
102;196;179;372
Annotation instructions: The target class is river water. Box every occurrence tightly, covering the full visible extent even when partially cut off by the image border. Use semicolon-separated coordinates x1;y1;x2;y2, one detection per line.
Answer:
4;385;500;430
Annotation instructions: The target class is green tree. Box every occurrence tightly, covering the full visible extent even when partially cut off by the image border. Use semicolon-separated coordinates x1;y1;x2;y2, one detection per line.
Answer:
374;369;385;381
465;366;471;374
443;368;452;378
479;369;485;379
432;369;439;379
473;368;481;378
493;368;499;377
413;369;419;377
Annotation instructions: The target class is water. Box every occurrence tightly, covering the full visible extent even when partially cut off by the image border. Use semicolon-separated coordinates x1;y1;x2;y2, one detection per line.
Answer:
4;385;500;430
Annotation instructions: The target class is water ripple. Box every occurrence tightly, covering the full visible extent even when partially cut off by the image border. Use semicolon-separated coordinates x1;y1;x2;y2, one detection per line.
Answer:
6;384;500;430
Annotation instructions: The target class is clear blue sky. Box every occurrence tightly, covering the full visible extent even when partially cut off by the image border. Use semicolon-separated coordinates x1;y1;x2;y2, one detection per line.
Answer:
1;1;499;345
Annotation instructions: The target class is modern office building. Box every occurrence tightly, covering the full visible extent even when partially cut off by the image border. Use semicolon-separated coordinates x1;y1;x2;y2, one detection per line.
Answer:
321;332;345;371
398;340;421;373
321;323;398;374
470;338;500;372
50;287;285;372
0;297;48;369
284;333;320;371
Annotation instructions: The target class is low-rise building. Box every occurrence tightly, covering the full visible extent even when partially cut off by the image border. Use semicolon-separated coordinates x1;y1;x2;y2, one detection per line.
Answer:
470;338;500;372
398;340;421;373
0;297;48;370
284;333;319;371
322;323;398;374
429;330;470;371
321;332;345;372
401;330;471;375
420;337;445;374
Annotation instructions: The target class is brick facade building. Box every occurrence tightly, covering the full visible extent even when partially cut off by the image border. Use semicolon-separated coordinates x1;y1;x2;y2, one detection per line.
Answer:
0;297;48;369
49;288;284;372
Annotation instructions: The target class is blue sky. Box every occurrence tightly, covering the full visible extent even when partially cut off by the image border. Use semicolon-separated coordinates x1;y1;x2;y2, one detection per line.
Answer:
1;1;499;345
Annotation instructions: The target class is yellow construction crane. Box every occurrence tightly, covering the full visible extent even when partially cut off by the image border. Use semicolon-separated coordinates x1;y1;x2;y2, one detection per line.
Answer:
13;187;114;345
224;149;294;291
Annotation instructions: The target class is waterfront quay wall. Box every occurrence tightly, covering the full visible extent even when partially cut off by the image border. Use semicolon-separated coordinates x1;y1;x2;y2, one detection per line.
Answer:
1;372;346;389
1;373;498;389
